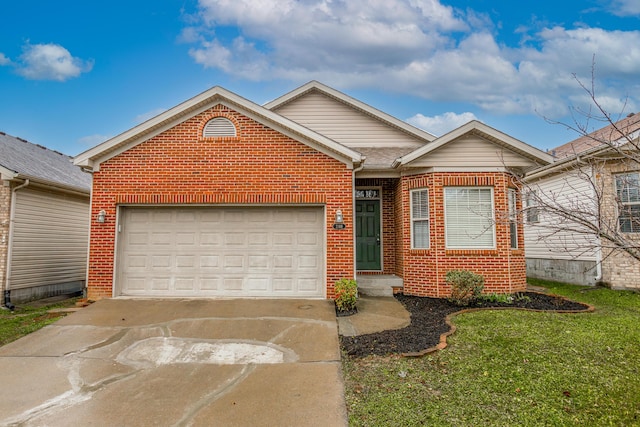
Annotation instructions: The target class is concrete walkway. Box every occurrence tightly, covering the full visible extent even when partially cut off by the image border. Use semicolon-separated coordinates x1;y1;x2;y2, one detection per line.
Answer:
0;298;347;427
337;296;411;336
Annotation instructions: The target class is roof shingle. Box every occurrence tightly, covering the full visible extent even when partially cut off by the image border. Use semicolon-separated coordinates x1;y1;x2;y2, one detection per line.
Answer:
0;132;91;191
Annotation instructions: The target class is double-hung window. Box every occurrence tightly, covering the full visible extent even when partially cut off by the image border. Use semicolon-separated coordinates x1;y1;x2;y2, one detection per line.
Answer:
526;191;539;223
444;187;495;249
411;189;429;249
508;188;518;249
615;172;640;233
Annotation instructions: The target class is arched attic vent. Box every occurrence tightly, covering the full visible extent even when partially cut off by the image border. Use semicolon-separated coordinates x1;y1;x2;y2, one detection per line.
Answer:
203;117;237;137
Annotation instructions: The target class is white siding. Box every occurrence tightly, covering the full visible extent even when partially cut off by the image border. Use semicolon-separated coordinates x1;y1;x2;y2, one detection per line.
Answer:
410;136;539;169
274;92;425;149
9;188;90;290
524;170;599;261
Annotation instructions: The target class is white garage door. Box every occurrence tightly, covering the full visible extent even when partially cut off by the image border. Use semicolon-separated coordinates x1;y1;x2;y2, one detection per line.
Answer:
117;206;325;298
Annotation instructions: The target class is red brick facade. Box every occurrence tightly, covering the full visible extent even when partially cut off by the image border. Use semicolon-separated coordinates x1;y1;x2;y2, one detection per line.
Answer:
87;105;354;300
86;103;528;300
400;172;526;297
355;173;526;297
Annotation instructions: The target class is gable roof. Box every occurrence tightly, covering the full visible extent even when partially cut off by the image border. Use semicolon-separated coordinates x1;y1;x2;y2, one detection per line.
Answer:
74;86;363;171
264;81;437;143
0;132;91;192
552;112;640;158
526;113;640;181
396;120;554;167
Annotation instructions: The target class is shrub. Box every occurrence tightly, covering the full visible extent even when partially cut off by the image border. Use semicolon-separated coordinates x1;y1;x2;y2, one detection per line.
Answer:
335;278;358;312
446;270;485;306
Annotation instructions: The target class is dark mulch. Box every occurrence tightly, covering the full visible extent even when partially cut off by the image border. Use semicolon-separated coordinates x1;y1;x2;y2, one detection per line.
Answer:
340;292;592;358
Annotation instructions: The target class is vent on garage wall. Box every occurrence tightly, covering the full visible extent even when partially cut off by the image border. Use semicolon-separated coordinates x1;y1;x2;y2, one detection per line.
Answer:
203;117;237;137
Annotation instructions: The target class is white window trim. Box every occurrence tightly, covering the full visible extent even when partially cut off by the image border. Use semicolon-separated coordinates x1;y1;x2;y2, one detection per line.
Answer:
444;186;496;249
526;191;539;224
615;171;640;233
410;188;430;249
508;188;518;249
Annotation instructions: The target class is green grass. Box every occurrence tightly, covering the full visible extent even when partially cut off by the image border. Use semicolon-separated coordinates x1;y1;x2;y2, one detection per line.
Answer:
0;298;79;346
342;280;640;426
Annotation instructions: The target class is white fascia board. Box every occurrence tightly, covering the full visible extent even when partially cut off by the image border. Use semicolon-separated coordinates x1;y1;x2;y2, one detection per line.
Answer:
355;169;402;179
399;120;554;167
265;81;437;143
74;86;362;170
0;165;17;181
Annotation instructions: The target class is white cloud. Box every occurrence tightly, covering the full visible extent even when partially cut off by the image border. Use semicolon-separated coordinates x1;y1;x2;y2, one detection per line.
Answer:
135;108;168;124
406;112;478;136
610;0;640;16
0;53;11;66
78;134;111;146
184;0;640;119
16;43;93;81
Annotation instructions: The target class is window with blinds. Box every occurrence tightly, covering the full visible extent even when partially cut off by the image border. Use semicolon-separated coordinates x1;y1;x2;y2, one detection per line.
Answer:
508;188;518;249
410;189;429;249
615;172;640;233
444;187;495;249
203;117;237;137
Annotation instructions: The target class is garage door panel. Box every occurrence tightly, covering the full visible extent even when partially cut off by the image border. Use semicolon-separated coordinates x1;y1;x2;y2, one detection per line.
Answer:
298;232;318;245
149;278;170;291
200;232;222;246
175;278;195;291
250;233;269;246
118;207;325;297
200;256;219;268
224;232;246;246
298;278;321;292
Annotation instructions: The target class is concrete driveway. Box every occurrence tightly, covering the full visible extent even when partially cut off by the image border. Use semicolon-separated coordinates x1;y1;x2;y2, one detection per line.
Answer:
0;298;347;427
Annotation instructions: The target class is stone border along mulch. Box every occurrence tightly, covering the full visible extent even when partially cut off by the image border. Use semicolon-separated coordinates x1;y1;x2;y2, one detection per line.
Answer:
340;291;595;358
403;292;595;357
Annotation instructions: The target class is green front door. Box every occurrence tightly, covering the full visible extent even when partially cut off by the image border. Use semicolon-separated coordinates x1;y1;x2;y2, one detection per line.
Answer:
356;199;381;270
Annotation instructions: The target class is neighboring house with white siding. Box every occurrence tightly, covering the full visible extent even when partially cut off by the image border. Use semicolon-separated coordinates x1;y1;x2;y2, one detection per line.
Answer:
0;132;91;305
524;113;640;290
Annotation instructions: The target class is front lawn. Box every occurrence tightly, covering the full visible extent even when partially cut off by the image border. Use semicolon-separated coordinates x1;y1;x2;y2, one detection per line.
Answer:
342;280;640;426
0;298;79;346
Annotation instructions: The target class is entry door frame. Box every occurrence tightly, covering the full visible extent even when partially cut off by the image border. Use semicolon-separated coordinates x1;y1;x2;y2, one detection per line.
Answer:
355;187;383;272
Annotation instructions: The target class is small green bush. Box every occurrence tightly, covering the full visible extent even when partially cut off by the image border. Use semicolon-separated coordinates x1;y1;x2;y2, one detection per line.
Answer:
335;278;358;312
446;270;484;306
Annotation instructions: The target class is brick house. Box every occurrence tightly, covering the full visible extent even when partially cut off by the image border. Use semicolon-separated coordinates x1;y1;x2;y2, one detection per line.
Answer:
524;113;640;290
74;82;552;300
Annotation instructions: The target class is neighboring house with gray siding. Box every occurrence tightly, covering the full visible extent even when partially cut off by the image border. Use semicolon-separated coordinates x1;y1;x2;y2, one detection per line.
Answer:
0;132;91;305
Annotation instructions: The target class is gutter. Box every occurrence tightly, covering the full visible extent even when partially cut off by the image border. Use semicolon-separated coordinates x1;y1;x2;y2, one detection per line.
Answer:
3;179;30;310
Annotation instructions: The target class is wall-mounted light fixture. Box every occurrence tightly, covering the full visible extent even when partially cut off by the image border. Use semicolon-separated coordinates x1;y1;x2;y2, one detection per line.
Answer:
97;210;106;223
335;209;344;224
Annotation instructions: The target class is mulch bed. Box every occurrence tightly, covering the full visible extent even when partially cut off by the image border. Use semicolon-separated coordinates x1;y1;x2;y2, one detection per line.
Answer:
340;292;593;358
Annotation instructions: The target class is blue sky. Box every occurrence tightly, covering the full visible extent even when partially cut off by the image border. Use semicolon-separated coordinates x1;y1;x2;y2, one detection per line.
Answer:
1;0;639;156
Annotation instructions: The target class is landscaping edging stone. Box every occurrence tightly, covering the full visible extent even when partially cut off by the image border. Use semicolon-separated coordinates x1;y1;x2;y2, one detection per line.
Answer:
340;292;594;358
402;292;595;357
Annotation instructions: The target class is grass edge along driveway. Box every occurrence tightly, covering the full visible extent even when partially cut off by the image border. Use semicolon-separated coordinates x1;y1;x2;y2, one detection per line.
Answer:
342;280;640;426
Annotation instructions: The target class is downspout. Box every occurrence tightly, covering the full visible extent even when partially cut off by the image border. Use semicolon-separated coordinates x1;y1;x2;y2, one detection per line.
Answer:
593;165;603;285
4;179;30;310
352;161;365;280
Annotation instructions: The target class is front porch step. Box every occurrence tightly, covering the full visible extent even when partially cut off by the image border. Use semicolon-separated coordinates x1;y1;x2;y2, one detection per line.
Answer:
356;275;403;297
